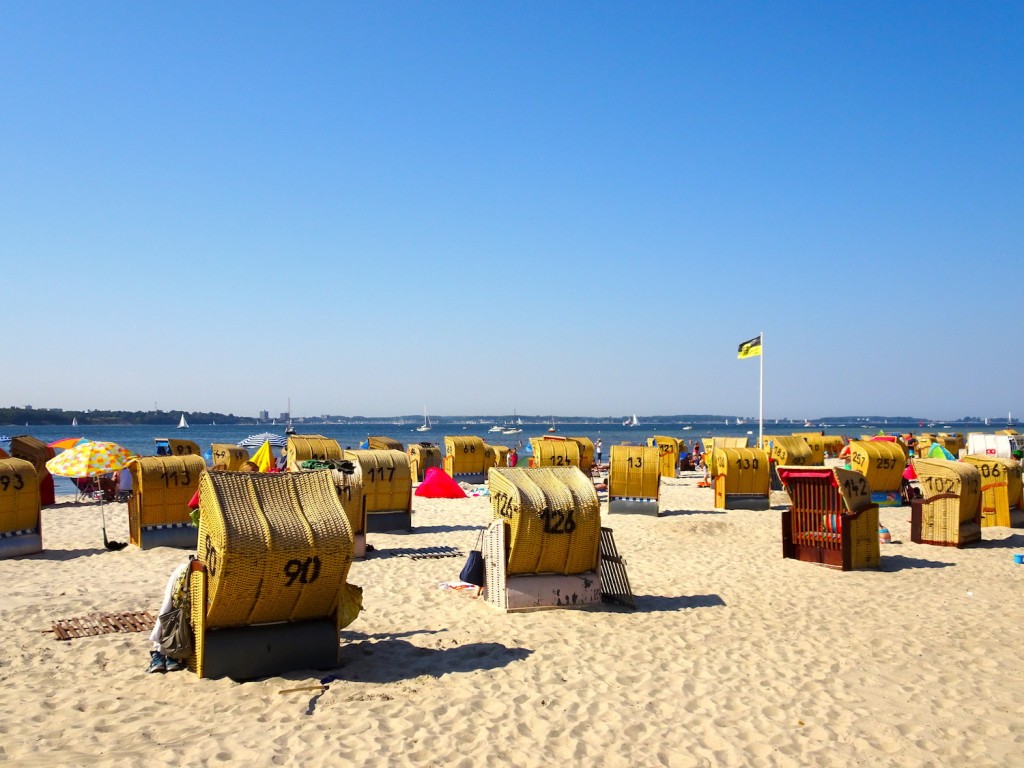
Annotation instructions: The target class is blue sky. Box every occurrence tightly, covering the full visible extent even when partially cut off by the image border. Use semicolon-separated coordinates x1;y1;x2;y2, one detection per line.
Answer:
2;3;1021;420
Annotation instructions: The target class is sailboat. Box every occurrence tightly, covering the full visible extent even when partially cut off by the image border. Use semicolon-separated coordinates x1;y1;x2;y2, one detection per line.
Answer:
548;416;557;433
285;397;296;435
623;414;640;427
177;414;189;429
1008;411;1015;428
416;408;431;432
502;409;522;434
71;416;78;427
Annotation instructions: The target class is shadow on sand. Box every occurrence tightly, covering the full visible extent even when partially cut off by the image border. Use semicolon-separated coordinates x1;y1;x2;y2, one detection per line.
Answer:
879;553;955;571
328;639;533;685
630;593;727;612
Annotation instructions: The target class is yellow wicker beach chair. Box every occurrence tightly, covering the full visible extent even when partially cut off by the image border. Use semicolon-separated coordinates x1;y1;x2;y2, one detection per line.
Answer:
0;459;42;557
821;435;846;458
286;435;343;470
847;440;908;507
704;436;748;455
407;442;442;482
909;459;982;547
711;447;770;510
565;437;595;476
483;443;509;473
443;436;487;484
791;432;826;465
761;436;814;490
778;465;880;571
209;444;249;471
126;455;205;549
340;449;413;532
647;436;682;478
607;445;661;515
529;437;582;470
484;467;603;611
188;469;360;680
368;436;404;451
961;455;1024;528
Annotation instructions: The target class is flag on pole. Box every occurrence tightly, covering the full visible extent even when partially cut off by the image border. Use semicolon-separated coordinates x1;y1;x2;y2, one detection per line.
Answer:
737;335;762;359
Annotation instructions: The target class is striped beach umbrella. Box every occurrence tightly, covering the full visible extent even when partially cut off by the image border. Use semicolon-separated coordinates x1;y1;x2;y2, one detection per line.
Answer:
45;441;137;478
48;436;90;451
239;432;288;449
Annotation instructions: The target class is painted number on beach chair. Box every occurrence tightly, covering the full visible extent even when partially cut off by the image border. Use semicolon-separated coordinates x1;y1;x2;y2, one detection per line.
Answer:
539;507;576;534
0;473;25;491
462;444;476;453
627;456;643;468
284;556;321;586
550;455;574;467
734;457;759;470
492;490;516;519
366;466;395;482
160;469;192;488
843;476;868;499
204;534;219;577
875;457;896;470
978;463;1002;478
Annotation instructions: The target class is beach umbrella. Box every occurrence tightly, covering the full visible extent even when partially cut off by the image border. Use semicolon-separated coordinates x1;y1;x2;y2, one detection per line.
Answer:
250;440;276;472
239;432;288;449
48;436;90;451
45;441;137;550
927;443;956;460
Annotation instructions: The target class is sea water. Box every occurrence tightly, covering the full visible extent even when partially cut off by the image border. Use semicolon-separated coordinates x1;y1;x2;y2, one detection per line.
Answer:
0;417;1001;495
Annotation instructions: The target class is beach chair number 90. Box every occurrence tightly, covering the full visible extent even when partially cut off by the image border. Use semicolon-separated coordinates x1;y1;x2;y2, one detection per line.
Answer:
285;556;321;586
0;473;25;491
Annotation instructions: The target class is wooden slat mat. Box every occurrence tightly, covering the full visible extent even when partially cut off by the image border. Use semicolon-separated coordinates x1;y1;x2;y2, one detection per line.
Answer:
384;546;464;560
52;611;157;641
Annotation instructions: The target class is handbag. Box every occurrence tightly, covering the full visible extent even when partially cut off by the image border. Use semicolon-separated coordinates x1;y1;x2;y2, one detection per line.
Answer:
459;531;485;587
157;562;194;660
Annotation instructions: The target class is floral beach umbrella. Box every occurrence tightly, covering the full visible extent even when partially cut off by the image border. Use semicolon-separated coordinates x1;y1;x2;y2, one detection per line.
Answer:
46;441;137;478
45;441;137;551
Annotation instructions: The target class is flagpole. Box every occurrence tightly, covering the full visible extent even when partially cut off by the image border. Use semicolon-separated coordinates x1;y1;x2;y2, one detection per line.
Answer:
758;331;764;448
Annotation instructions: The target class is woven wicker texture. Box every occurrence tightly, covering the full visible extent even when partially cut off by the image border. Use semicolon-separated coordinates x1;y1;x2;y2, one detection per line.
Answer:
407;443;442;482
444;436;486;477
340;449;412;514
127;455;205;544
608;445;661;501
821;435;846;456
961;455;1022;527
566;437;595;475
712;447;769;498
489;467;600;575
166;439;201;457
9;436;54;475
0;459;40;533
848;440;907;492
484;444;509;472
762;436;813;466
791;433;826;464
197;470;355;628
911;459;982;543
368;436;404;451
210;444;250;471
529;438;582;470
648;436;681;478
704;437;748;455
286;435;342;470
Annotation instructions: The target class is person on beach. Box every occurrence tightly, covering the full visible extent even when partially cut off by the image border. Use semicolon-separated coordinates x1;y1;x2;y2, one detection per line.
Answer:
595;438;602;464
507;446;518;468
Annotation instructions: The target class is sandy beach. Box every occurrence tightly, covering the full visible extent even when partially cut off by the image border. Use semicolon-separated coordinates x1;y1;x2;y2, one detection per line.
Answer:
2;473;1022;767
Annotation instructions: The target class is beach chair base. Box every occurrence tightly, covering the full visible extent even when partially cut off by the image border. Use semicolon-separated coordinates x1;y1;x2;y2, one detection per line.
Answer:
365;510;412;533
607;498;659;516
910;498;981;547
483;520;602;612
720;493;770;511
453;472;486;485
0;530;42;558
136;524;198;550
199;619;340;681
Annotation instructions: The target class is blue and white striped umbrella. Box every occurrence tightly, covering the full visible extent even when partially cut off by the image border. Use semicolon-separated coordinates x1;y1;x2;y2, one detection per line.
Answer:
238;432;288;449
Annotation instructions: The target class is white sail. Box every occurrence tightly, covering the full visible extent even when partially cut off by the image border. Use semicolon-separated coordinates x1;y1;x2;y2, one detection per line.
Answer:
178;414;189;429
71;417;78;427
416;407;431;432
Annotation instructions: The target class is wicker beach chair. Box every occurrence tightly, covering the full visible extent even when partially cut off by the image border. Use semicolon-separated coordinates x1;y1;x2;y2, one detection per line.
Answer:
647;436;682;478
127;455;205;549
607;445;661;515
761;436;814;490
779;465;880;571
847;440;908;507
210;444;249;472
286;435;343;471
407;442;442;482
443;436;487;484
9;436;56;506
529;437;582;471
340;449;413;533
711;447;771;510
188;469;361;680
0;459;42;557
367;436;404;451
909;459;982;546
484;467;604;611
961;455;1024;528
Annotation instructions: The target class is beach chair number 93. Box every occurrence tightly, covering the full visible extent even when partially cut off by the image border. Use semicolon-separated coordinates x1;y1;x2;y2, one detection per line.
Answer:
0;473;25;491
285;556;321;586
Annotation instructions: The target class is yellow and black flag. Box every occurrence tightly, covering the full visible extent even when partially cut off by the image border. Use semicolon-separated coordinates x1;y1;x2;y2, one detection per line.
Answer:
737;335;762;359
